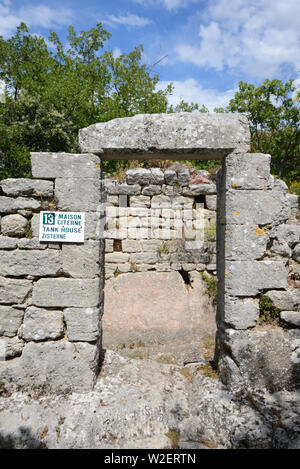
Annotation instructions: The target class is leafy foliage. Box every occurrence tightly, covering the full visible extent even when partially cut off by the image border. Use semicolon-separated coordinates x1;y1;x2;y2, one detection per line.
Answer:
0;23;172;179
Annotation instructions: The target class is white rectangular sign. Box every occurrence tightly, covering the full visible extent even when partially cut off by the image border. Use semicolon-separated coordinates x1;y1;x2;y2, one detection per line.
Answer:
39;211;85;243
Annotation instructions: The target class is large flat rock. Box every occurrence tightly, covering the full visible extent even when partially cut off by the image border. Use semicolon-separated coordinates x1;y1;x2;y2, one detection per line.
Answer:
102;271;216;346
79;113;250;159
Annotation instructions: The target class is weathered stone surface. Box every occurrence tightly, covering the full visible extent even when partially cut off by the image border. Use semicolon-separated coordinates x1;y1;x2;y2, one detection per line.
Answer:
31;152;100;179
224;225;268;260
142;185;162;196
225;153;273;190
79;113;250;158
287;193;299;212
150;168;164;185
269;239;291;258
0;277;32;304
280;311;300;328
0;197;41;214
177;167;190;186
129;195;150;208
126;168;150;185
62;241;100;278
162;185;183;196
122;239;141;252
221;189;290;226
32;278;100;308
140;239;162;252
105;252;129;263
0;250;61;277
151;195;172;209
183;184;216;196
217;296;259;329
0;341;99;393
1;214;28;237
0;336;24;360
225;261;288;296
130;252;158;264
273;225;300;247
265;289;300;312
217;329;296;392
20;307;64;341
0;306;24;337
64;308;100;342
205;195;217;211
172;196;194;209
105;182;141;196
0;178;53;197
106;195;119;206
164;169;177;185
293;244;300;263
103;271;216;346
17;238;47;250
0;236;18;249
105;239;114;253
55;178;100;211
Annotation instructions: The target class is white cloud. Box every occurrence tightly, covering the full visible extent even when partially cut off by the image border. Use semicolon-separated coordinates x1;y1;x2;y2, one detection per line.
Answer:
105;13;152;28
157;78;237;110
175;0;300;78
132;0;197;11
0;1;73;37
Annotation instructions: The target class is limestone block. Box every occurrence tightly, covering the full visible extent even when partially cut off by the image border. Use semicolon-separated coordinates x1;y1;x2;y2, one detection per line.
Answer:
0;341;99;393
17;238;47;250
162;185;183;196
164;169;177;185
224;260;288;296
286;193;299;212
0;197;41;214
107;195;119;206
126;168;151;185
224;225;268;260
140;239;161;252
130;252;158;264
79;113;250;156
20;307;64;341
221;189;290;226
183;184;216;196
1;214;28;237
142;185;162;196
0;306;24;337
32;278;100;308
217;328;299;391
0;236;18;249
172;196;194;209
62;241;100;278
280;311;300;328
177;167;190;186
273;224;300;247
129;195;151;208
122;239;141;252
0;336;24;360
265;289;300;312
105;182;141;196
0;250;61;277
31;152;101;179
218;296;259;329
0;277;32;304
150;168;164;185
105;239;114;253
151;195;172;209
205;195;217;211
225;153;273;190
293;244;300;263
55;178;100;211
105;252;129;263
269;239;291;258
0;178;53;197
64;308;100;342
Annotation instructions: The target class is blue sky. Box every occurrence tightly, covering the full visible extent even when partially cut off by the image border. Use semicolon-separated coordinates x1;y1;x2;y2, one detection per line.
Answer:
1;0;299;109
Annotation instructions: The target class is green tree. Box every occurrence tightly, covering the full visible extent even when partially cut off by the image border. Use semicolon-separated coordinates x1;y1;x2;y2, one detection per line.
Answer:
226;79;300;181
0;23;172;179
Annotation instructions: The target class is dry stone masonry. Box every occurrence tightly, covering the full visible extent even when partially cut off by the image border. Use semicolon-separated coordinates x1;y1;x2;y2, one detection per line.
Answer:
0;112;299;395
0;153;103;393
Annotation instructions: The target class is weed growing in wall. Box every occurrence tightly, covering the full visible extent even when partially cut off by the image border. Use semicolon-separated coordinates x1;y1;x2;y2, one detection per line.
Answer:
200;272;218;304
259;295;281;325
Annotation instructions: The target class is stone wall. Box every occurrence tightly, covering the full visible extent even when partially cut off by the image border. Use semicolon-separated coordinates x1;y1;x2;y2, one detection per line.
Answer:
103;166;217;279
215;153;300;392
0;153;104;394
